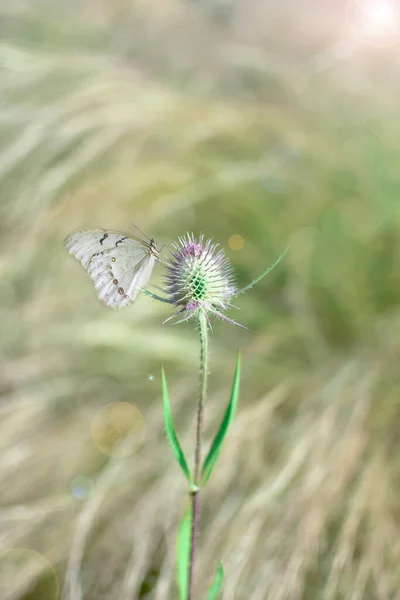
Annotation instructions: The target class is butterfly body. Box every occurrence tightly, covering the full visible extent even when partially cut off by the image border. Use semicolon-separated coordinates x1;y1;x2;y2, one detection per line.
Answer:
65;229;159;309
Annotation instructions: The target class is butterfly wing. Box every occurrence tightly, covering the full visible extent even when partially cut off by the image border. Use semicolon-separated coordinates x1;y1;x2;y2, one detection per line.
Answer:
65;229;157;309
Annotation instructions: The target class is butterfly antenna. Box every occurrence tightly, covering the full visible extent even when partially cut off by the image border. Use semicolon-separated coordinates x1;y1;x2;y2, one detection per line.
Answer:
130;222;151;242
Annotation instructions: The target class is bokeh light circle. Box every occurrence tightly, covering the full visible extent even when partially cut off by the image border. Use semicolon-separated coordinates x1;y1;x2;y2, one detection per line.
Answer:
228;234;245;251
91;402;145;458
71;475;93;501
0;548;59;600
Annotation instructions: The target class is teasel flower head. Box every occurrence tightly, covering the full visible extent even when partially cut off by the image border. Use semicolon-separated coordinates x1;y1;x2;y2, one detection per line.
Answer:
163;233;244;328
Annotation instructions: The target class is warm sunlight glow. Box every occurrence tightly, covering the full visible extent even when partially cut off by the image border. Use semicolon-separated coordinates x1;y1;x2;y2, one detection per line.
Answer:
349;0;400;41
364;1;397;29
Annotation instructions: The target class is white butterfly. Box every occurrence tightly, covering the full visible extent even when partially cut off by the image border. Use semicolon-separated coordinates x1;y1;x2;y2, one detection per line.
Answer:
65;229;159;309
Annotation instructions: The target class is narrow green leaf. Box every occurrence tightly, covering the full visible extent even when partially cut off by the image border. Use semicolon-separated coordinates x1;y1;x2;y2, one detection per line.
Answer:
161;367;192;483
176;505;193;600
201;354;241;485
235;244;290;296
207;563;224;600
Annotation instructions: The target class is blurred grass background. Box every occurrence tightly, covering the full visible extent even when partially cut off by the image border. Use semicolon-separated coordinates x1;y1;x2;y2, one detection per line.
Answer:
1;1;400;599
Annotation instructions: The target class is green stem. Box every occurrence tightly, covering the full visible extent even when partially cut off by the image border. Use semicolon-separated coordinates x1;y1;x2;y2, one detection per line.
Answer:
188;309;208;600
141;288;173;303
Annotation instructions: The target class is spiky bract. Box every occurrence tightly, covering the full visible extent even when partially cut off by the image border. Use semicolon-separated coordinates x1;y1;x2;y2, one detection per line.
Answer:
163;234;239;326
